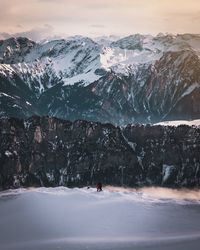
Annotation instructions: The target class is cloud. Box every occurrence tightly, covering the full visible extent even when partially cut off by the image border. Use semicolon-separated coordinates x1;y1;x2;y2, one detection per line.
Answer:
0;32;12;40
0;0;200;37
90;24;105;28
0;25;58;41
38;0;65;2
16;24;23;28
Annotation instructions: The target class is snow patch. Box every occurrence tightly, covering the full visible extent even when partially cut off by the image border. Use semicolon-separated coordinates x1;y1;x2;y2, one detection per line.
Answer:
162;165;175;183
181;83;200;98
155;119;200;127
5;150;12;157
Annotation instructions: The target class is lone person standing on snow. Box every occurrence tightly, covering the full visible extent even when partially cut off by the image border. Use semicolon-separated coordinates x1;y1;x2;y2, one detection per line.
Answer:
96;182;102;192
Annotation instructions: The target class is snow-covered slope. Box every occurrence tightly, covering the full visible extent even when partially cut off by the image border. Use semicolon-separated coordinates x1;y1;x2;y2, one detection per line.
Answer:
1;34;200;83
155;119;200;127
1;34;200;124
0;187;200;250
0;36;102;93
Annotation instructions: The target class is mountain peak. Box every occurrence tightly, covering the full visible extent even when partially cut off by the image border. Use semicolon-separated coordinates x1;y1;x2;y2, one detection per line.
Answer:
1;34;200;125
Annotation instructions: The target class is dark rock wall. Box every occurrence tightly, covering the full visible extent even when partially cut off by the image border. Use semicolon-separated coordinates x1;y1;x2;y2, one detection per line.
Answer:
123;124;200;187
0;116;200;189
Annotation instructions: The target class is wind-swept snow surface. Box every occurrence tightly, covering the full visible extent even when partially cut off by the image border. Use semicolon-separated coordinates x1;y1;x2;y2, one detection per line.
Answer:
155;119;200;127
0;187;200;250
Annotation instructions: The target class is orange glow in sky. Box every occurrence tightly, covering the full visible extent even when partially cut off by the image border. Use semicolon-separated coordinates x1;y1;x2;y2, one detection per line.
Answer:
0;0;200;39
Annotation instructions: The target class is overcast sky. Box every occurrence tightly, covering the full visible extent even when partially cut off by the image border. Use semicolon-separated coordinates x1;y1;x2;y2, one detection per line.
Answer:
0;0;200;40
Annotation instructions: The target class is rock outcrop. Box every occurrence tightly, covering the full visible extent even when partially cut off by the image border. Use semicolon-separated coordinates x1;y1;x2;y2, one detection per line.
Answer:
0;116;200;189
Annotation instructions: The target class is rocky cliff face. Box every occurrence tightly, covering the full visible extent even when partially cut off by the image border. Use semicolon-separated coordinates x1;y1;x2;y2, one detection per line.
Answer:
0;116;199;189
1;34;200;125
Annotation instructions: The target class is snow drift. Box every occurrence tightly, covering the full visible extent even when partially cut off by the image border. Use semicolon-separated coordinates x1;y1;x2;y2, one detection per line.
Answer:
0;187;200;250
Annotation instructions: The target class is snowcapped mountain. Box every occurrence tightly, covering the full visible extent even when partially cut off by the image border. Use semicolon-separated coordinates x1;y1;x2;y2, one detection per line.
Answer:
1;34;200;124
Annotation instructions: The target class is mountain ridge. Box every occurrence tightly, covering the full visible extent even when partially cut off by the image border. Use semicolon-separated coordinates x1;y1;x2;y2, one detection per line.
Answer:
0;116;200;189
1;34;200;125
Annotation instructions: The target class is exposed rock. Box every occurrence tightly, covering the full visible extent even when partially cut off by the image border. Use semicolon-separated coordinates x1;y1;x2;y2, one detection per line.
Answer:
1;34;200;125
0;116;200;190
34;126;42;143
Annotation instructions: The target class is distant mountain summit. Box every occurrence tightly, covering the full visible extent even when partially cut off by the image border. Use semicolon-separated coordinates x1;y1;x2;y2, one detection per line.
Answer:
1;34;200;125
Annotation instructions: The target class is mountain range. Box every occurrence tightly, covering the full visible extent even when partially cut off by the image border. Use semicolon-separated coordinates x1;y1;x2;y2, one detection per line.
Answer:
1;33;200;125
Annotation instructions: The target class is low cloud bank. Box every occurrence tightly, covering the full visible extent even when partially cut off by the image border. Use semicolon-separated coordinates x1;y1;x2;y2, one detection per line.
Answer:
105;186;200;202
